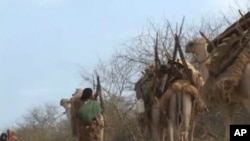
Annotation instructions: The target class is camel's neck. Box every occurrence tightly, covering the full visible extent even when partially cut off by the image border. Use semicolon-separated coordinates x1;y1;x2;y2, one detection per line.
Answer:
196;45;208;62
62;106;71;120
65;110;71;120
196;46;209;81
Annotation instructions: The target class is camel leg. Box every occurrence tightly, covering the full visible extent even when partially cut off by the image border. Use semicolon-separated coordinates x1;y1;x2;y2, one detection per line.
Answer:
99;115;104;141
182;93;192;141
168;94;177;141
138;116;151;141
99;128;104;141
221;104;234;141
160;127;166;141
152;103;161;141
141;124;150;141
241;63;250;98
241;63;250;110
147;124;153;141
188;120;196;141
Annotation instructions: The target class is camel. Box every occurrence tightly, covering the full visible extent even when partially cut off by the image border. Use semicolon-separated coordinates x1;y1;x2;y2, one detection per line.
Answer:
60;88;104;141
135;61;205;141
135;65;164;141
185;37;250;141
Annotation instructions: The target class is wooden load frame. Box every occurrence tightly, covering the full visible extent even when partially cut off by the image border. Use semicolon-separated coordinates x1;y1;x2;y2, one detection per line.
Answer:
148;18;198;98
200;11;250;77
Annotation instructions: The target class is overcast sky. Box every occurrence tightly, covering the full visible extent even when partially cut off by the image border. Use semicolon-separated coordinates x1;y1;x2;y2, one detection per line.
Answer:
0;0;248;129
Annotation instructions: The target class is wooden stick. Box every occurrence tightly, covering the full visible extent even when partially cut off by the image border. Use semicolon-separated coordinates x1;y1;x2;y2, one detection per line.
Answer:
239;10;244;18
199;31;210;43
210;11;250;47
154;32;161;69
199;31;216;52
96;73;105;113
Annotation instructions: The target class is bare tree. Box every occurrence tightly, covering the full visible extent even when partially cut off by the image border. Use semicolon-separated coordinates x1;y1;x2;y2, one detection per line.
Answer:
15;103;75;141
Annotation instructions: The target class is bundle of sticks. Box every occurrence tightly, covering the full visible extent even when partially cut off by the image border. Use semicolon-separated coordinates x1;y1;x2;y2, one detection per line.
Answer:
201;10;250;77
207;11;250;52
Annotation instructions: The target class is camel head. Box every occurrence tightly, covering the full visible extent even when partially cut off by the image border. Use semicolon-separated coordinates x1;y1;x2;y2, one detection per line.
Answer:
185;37;208;56
60;98;71;109
72;88;83;97
60;88;84;113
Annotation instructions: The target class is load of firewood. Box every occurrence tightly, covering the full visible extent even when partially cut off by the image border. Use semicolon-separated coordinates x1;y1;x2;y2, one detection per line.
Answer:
201;11;250;102
202;11;250;78
208;11;250;52
135;24;204;103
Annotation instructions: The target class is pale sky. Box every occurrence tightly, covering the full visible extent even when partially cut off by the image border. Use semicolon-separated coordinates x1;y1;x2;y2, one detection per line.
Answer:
0;0;248;129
